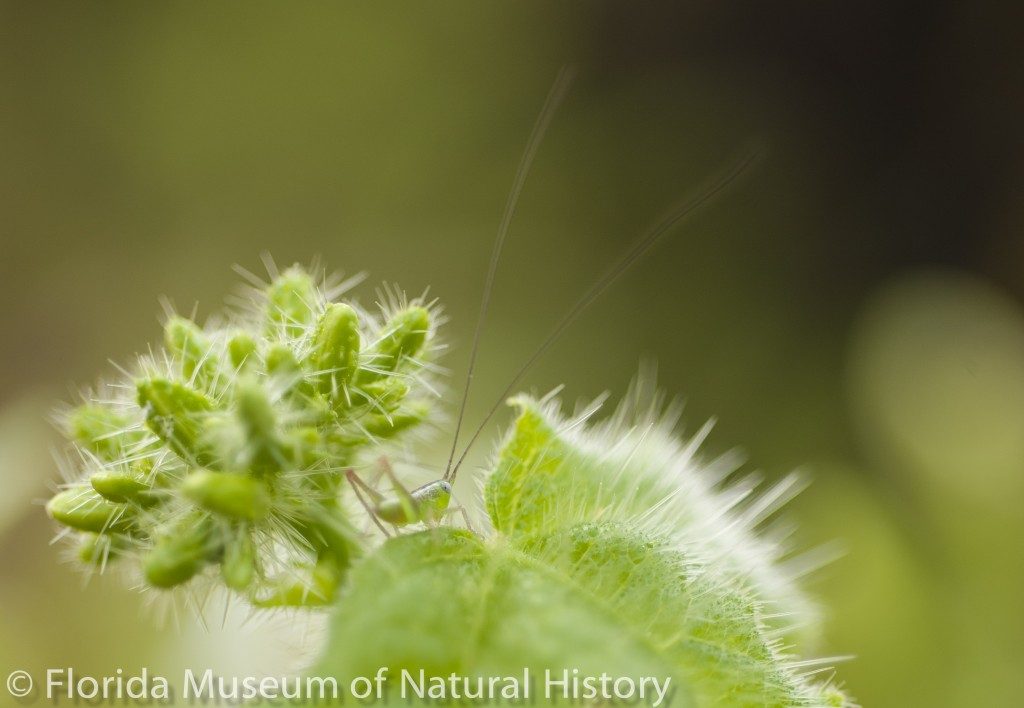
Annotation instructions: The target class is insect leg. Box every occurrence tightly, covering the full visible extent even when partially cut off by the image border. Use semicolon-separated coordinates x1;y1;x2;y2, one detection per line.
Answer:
344;469;391;537
377;456;419;523
368;462;385;487
449;502;475;533
344;467;385;502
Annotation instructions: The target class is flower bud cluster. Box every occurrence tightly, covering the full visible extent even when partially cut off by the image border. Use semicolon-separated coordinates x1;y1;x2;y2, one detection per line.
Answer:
48;265;439;605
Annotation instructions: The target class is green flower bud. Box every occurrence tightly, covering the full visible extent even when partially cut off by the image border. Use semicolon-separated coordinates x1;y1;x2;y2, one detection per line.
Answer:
47;488;133;533
265;267;318;339
356;377;410;413
144;513;214;588
284;427;327;470
265;343;299;376
77;532;129;566
233;378;287;473
136;377;217;466
182;470;271;521
67;404;137;461
265;343;317;399
309;303;361;399
234;378;275;442
221;529;257;591
90;470;153;504
253;553;340;608
164;316;218;385
362;306;430;380
363;402;430;439
227;330;257;370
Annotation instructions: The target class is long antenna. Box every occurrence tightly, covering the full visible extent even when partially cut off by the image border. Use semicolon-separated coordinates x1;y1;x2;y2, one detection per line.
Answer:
442;66;576;482
446;147;763;482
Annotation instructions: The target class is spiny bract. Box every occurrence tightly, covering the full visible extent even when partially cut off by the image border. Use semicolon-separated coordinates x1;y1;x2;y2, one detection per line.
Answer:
48;264;441;606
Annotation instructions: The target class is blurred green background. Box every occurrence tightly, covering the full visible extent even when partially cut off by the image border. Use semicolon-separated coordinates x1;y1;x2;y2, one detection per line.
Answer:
1;3;1022;706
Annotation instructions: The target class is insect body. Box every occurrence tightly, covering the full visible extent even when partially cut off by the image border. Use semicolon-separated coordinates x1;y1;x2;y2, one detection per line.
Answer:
346;460;467;536
377;480;451;525
344;67;756;537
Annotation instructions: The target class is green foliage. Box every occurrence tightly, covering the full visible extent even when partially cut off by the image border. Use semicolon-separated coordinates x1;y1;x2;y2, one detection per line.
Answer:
488;392;816;627
315;392;849;706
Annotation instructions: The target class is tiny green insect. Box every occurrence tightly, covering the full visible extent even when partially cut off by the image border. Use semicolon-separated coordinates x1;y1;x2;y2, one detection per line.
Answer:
346;461;469;536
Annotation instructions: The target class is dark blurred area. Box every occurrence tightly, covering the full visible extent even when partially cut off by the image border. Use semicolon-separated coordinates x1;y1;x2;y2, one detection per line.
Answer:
1;3;1022;706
